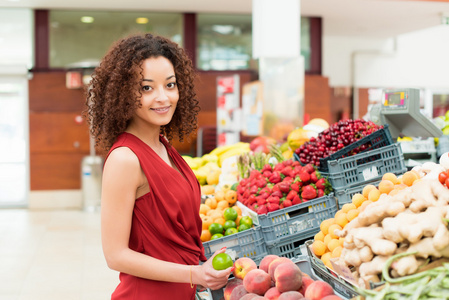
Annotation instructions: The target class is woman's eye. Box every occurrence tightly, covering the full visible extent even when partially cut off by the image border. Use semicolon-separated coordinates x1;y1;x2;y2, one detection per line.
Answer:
142;85;152;91
167;82;177;89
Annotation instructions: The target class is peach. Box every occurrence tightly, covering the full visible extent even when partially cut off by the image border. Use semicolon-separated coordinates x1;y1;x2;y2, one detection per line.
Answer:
233;257;258;280
264;286;282;299
297;276;314;295
268;257;294;281
322;295;343;300
229;285;249;300
304;281;334;300
274;262;303;292
259;254;280;273
223;278;243;300
240;294;266;300
278;291;304;299
243;269;272;296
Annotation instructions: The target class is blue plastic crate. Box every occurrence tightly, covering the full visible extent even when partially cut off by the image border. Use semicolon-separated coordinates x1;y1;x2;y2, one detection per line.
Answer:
320;143;406;190
257;194;338;242
333;179;382;209
202;226;268;265
265;231;310;259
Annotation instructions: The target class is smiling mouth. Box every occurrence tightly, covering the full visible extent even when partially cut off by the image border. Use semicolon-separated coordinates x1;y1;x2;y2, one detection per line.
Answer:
151;106;170;112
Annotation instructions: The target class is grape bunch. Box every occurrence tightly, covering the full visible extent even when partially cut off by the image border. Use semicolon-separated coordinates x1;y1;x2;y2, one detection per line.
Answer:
295;119;383;167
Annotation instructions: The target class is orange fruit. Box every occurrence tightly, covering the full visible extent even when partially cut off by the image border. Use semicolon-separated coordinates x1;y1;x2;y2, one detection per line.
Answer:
225;190;237;205
320;218;335;235
334;212;348;228
359;200;373;212
327;238;341;252
401;171;419;187
214;217;226;226
201;229;211;242
334;210;345;220
235;215;242;226
232;205;242;216
205;197;217;209
201;215;214;230
199;204;211;215
331;246;343;258
217;200;230;210
382;172;399;184
346;208;359;221
312;240;327;257
323;233;333;247
368;188;381;202
214;190;226;202
341;203;357;213
351;193;366;208
378;180;394;195
362;184;377;199
314;231;325;242
321;252;333;270
328;224;342;239
208;210;222;220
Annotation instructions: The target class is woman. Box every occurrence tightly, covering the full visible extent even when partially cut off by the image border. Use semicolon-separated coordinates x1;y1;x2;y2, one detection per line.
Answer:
85;33;233;299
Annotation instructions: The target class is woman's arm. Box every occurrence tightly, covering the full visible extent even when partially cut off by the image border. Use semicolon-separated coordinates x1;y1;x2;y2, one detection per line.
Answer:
100;147;232;290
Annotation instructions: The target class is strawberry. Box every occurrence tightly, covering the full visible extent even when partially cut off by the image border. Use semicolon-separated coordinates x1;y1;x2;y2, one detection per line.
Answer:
283;160;293;166
303;163;316;174
257;204;268;215
267;196;280;204
277;182;291;194
286;190;298;201
261;164;273;173
292;195;302;205
316;178;333;194
281;166;294;178
317;189;325;198
262;170;273;178
283;199;293;208
290;182;300;193
268;172;282;184
310;171;321;183
271;190;283;198
301;184;318;200
298;172;311;184
267;203;280;212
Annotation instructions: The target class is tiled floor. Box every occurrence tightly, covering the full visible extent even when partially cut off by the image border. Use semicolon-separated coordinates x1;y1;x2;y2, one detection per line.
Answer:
0;209;119;300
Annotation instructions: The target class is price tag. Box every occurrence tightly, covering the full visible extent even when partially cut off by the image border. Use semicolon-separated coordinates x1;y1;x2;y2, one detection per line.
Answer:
362;166;378;181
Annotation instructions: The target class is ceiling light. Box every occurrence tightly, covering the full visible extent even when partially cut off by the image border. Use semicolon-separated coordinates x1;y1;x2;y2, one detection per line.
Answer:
136;17;149;24
212;25;234;35
81;16;94;24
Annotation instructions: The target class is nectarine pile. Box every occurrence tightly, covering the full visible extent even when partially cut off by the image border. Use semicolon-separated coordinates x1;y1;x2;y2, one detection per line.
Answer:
222;255;341;300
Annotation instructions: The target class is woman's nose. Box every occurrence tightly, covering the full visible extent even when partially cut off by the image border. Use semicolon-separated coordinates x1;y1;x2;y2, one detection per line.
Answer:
155;87;169;101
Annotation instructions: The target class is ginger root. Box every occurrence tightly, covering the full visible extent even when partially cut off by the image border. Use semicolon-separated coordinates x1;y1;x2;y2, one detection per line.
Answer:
347;226;397;256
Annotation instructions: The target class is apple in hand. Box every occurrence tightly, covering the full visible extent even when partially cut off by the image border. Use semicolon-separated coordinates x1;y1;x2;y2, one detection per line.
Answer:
233;257;257;280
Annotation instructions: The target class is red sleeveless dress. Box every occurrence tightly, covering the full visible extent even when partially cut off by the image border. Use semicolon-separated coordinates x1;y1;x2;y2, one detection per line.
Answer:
106;132;207;299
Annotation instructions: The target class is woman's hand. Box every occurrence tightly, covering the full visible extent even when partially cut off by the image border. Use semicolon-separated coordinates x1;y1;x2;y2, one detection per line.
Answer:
196;247;234;290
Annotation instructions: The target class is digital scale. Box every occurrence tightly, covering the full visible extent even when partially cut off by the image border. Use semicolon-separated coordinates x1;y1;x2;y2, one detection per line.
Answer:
370;88;443;167
370;88;443;139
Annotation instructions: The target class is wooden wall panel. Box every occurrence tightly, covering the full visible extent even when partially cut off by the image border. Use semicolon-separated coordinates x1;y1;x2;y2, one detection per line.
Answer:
304;75;332;123
358;88;370;119
30;112;90;153
330;87;352;123
30;153;86;190
29;72;86;112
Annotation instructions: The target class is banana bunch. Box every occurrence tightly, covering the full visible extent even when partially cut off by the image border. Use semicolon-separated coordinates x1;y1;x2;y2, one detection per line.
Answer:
209;142;251;167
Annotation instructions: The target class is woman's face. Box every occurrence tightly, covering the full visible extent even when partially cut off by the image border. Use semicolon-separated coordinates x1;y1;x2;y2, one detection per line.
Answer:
133;56;179;129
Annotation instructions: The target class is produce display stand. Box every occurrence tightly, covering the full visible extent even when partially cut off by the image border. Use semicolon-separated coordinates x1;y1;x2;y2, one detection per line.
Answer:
204;255;348;300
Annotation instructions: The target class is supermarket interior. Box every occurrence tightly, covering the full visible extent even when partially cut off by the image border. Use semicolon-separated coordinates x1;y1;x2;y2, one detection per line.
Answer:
2;0;449;299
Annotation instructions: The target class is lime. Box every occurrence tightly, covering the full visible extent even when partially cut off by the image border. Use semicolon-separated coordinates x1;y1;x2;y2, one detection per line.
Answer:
224;227;238;236
237;223;250;232
208;223;224;236
239;216;253;228
212;253;233;270
210;233;224;240
223;220;237;231
230;182;238;191
223;207;238;221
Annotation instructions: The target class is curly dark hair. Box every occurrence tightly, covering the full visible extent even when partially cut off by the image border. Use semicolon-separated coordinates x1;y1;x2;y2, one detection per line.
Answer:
84;33;200;151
